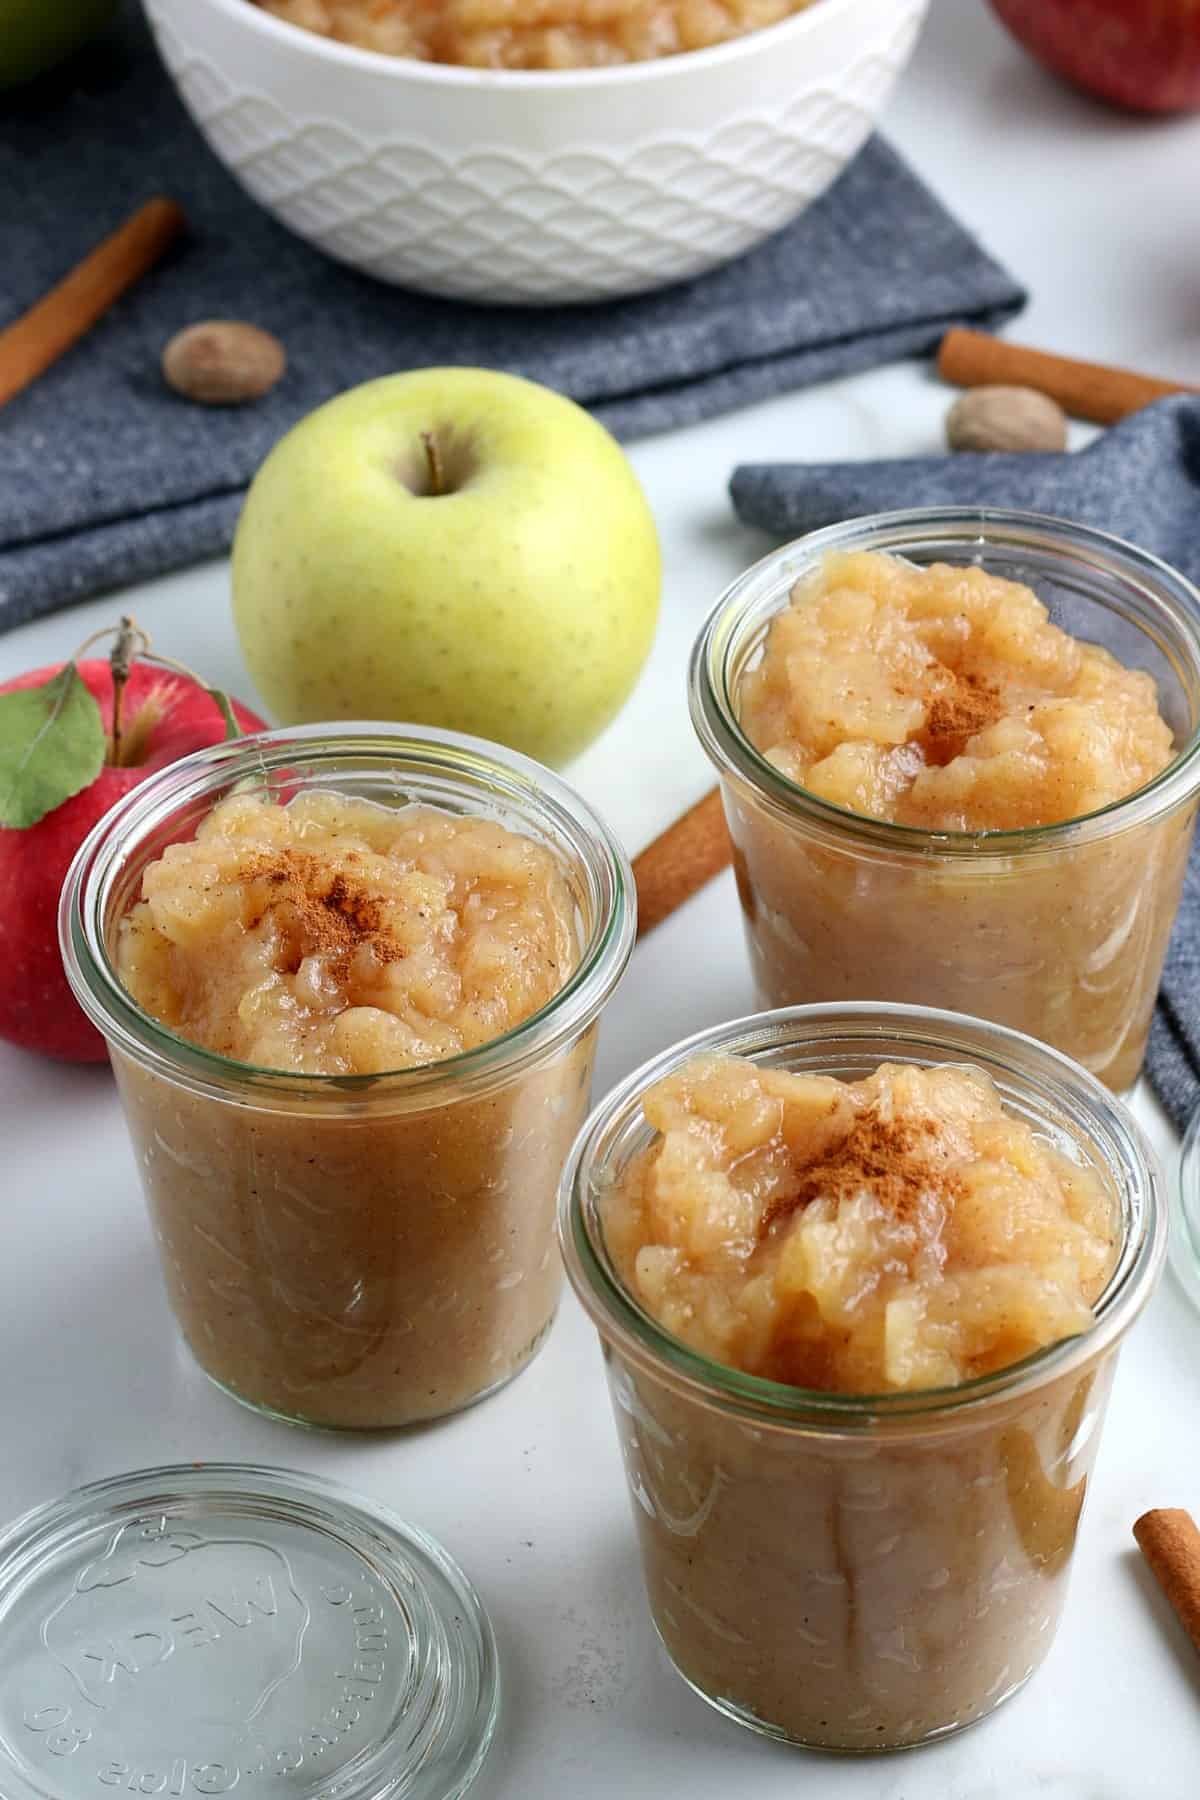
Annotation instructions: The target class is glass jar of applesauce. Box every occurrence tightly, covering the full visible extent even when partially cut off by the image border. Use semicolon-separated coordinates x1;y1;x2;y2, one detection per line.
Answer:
61;724;634;1430
560;1003;1165;1751
689;510;1200;1091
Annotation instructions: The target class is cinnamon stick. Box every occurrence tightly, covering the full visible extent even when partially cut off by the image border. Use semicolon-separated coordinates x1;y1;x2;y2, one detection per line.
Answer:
633;786;732;938
938;327;1197;427
0;197;187;410
1133;1507;1200;1654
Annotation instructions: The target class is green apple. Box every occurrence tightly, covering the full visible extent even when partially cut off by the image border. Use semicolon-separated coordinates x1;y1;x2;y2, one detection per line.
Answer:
0;0;117;87
231;368;661;767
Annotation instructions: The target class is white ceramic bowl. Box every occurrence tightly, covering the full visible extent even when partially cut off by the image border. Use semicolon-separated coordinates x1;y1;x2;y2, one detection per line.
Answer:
143;0;928;306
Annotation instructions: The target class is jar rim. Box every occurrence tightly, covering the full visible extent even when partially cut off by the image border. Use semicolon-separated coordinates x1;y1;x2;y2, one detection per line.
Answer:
559;1002;1166;1430
690;507;1200;856
59;722;636;1109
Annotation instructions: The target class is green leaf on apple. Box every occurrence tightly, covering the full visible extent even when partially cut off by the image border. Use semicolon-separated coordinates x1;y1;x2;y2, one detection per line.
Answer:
0;662;105;829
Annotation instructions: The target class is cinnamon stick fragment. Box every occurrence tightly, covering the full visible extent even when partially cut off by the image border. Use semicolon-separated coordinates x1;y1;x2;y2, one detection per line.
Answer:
1133;1507;1200;1655
0;197;187;410
633;786;732;938
938;327;1197;427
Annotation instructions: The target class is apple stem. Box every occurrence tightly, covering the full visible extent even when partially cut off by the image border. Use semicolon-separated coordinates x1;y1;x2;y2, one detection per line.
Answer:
66;614;152;767
108;615;142;768
70;619;143;665
420;430;445;498
64;616;241;763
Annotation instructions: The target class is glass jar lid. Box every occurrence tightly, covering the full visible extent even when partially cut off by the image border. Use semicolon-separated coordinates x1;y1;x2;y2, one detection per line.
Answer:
0;1464;499;1800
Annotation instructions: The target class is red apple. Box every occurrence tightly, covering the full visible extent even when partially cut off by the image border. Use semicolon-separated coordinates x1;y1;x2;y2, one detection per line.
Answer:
0;659;267;1062
991;0;1200;113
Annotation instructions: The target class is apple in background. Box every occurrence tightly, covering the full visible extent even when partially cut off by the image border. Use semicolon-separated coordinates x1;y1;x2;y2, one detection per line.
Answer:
231;368;661;769
0;0;117;88
990;0;1200;113
0;660;266;1062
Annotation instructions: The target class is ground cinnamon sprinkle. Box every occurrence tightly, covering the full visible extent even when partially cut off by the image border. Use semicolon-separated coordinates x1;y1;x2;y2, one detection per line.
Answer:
918;669;1002;766
763;1106;957;1236
241;849;408;969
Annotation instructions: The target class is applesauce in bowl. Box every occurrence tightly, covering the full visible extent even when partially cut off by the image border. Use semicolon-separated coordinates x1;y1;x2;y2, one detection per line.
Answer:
690;510;1200;1091
61;724;634;1429
253;0;819;69
560;1004;1165;1751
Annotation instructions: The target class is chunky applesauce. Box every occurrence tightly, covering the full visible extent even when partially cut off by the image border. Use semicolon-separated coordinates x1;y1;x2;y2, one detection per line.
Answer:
598;1051;1124;1747
117;790;577;1073
605;1056;1117;1391
739;550;1172;832
721;551;1191;1089
253;0;817;68
112;789;592;1428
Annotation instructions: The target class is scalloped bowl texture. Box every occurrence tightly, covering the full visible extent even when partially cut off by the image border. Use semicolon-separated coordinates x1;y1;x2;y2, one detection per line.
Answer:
142;0;928;305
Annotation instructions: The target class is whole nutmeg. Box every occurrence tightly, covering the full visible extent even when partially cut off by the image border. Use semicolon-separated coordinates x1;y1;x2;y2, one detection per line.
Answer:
162;320;286;406
945;385;1068;454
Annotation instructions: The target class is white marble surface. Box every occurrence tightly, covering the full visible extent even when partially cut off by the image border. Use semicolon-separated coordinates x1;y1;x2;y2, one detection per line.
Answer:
5;1;1200;1792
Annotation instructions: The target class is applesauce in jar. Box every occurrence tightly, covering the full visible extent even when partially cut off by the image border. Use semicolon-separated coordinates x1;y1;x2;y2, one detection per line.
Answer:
738;550;1171;835
561;1006;1164;1751
63;726;634;1431
690;515;1200;1091
254;0;818;69
605;1056;1117;1394
117;790;578;1076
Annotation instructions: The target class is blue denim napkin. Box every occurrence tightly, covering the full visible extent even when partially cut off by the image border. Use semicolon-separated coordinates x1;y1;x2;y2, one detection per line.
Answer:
0;5;1024;630
731;396;1200;1125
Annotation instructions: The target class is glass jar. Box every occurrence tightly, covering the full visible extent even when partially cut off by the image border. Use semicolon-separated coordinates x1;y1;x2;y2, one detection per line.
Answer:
689;510;1200;1091
61;724;635;1430
1171;1106;1200;1314
560;1003;1165;1752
